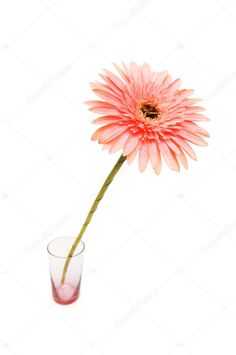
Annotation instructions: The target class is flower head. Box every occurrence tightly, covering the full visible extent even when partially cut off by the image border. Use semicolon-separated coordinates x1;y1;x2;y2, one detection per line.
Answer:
86;62;209;174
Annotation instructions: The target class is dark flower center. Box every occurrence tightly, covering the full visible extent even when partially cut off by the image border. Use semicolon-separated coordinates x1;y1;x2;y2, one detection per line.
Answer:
140;103;159;119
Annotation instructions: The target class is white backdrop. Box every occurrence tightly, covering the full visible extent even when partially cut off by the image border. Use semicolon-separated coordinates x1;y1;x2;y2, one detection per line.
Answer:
1;0;236;354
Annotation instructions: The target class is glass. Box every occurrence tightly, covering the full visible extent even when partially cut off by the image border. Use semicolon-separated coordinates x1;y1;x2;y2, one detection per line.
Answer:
47;236;85;305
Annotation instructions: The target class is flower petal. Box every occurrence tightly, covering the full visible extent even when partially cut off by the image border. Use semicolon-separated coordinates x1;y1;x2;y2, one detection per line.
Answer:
138;143;149;172
164;78;181;95
148;141;162;174
113;63;130;83
166;140;188;169
178;130;208;146
183;113;209;121
91;124;126;143
171;136;197;160
92;89;123;106
159;140;180;172
126;141;141;165
180;122;210;137
85;100;109;106
92;115;122;125
123;134;139;156
142;62;151;86
102;69;126;91
109;131;130;153
89;106;119;115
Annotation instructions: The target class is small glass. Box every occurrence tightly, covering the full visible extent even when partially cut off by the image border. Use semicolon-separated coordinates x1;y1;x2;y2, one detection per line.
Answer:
47;237;85;305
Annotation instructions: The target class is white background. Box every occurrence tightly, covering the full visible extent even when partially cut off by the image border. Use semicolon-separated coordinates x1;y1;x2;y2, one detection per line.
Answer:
1;0;236;354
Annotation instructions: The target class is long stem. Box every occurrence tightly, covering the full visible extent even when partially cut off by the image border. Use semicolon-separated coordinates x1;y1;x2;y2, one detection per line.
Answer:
61;154;127;284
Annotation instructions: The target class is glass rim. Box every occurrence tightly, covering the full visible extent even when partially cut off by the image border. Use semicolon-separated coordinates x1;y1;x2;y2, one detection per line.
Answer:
47;236;85;259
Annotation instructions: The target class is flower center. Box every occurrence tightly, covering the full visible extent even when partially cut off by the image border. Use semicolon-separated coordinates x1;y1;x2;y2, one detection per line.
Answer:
140;103;160;120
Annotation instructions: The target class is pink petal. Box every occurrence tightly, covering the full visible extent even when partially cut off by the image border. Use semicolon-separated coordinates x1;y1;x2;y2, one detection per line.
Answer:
180;122;210;137
91;125;110;141
142;63;151;86
85;100;109;106
161;73;172;90
101;126;127;144
89;106;119;115
92;89;123;106
91;124;126;143
129;62;140;83
126;141;141;165
178;130;208;146
166;140;188;169
109;131;130;153
184;106;206;112
123;134;139;156
92;115;122;125
183;113;209;121
171;136;197;161
102;69;126;91
154;71;169;94
159;140;180;172
181;98;202;105
113;63;130;83
148;141;162;174
138;143;149;172
177;89;195;99
165;78;181;94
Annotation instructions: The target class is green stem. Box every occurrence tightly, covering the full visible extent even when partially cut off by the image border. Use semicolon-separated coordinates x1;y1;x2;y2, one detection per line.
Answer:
61;154;127;285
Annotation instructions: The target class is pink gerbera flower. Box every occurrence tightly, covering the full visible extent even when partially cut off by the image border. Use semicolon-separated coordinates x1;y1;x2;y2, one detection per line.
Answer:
60;63;210;286
86;62;209;174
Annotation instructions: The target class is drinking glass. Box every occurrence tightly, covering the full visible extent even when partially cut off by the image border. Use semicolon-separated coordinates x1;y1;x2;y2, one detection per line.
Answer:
47;236;85;305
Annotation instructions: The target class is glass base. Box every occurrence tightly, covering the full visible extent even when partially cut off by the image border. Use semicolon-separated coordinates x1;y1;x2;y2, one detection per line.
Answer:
47;237;85;305
51;280;81;305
